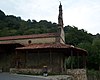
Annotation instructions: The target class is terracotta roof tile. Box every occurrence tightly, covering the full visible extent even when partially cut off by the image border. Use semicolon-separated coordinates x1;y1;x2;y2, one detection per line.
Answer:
16;43;71;49
0;33;59;41
0;42;17;45
16;43;87;55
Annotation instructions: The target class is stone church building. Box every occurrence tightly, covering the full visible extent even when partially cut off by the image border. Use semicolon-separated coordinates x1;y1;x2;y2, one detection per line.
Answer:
0;3;87;76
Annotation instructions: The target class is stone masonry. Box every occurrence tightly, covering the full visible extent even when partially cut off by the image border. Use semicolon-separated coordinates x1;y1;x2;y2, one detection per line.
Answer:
67;69;87;80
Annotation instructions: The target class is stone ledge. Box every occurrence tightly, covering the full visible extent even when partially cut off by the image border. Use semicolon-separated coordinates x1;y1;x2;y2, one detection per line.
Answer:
10;68;52;74
0;69;2;72
10;68;42;74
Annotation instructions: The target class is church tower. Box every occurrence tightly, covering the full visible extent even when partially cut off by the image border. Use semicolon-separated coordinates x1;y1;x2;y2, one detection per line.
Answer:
58;2;65;44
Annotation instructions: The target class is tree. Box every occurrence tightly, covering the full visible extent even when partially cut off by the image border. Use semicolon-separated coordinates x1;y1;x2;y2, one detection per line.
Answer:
65;25;93;46
0;10;5;20
92;39;100;70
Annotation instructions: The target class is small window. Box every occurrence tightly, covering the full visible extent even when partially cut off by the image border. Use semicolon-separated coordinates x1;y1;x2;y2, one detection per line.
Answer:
28;40;32;44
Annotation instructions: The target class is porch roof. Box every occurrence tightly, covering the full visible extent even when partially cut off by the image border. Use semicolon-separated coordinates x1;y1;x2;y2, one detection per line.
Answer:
16;43;87;55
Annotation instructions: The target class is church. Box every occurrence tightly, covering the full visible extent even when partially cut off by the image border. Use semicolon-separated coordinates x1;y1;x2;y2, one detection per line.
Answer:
0;3;87;74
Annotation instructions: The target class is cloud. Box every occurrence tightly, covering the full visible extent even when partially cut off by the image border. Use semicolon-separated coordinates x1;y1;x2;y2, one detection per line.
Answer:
6;0;58;22
0;0;100;34
63;0;100;34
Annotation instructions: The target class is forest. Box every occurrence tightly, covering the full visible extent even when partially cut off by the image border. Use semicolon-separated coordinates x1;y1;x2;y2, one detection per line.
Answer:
0;10;100;70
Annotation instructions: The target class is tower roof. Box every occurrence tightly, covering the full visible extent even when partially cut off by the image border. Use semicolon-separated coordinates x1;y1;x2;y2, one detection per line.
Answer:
59;2;62;8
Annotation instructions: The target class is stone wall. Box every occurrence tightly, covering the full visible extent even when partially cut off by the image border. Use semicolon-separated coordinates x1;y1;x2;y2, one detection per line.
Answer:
0;37;56;45
0;67;2;72
60;27;65;44
10;69;87;80
10;68;52;74
67;69;87;80
40;75;74;80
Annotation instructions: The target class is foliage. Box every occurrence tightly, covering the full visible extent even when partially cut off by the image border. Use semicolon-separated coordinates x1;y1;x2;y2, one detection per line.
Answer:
64;25;93;46
87;70;100;80
0;10;5;20
0;10;58;36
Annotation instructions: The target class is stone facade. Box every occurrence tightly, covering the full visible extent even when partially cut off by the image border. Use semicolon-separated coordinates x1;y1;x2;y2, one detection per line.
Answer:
0;67;2;72
0;37;56;45
10;68;52;74
67;69;87;80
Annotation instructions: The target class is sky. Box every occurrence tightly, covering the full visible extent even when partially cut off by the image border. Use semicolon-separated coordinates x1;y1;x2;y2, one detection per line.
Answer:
0;0;100;34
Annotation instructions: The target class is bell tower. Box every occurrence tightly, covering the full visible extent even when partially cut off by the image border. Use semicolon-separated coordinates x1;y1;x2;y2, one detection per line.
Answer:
58;2;65;44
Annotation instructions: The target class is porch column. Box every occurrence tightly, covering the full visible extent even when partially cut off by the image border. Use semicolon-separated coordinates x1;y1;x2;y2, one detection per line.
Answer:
61;55;64;73
83;55;87;68
64;57;67;72
49;49;52;72
15;51;18;68
38;51;40;66
25;51;27;68
77;52;79;68
71;49;73;69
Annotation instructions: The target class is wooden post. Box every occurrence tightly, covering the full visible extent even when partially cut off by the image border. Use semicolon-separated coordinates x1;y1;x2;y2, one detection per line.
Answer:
71;49;73;69
38;51;40;66
49;49;52;65
83;55;86;69
49;49;52;72
15;51;18;68
64;57;67;72
51;50;54;73
77;52;79;69
25;51;27;68
61;56;63;73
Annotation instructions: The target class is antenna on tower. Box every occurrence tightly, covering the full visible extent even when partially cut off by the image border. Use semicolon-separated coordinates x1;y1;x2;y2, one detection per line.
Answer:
58;0;61;3
58;0;62;6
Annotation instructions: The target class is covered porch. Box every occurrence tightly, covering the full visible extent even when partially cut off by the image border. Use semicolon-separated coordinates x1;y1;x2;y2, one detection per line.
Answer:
11;43;87;74
0;42;24;72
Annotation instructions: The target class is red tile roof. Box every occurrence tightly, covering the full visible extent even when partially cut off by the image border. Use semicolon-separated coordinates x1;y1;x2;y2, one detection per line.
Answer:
16;43;87;53
16;43;87;56
0;33;59;41
16;43;71;49
0;42;17;45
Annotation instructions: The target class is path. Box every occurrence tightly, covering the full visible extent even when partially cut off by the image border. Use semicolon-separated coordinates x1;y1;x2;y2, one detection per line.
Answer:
0;73;48;80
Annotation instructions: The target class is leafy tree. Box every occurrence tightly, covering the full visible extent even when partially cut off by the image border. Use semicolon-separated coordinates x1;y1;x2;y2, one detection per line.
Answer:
65;26;93;46
91;39;100;70
77;39;100;70
0;10;6;20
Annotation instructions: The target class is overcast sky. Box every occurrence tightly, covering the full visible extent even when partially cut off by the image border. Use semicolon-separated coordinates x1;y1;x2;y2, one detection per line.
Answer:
0;0;100;34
